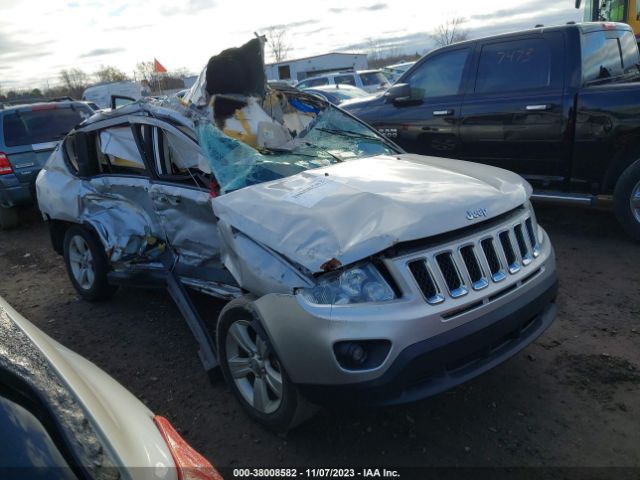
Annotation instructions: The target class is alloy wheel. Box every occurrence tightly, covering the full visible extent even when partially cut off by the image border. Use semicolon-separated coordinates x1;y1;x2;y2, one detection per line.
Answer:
68;235;95;290
225;319;283;414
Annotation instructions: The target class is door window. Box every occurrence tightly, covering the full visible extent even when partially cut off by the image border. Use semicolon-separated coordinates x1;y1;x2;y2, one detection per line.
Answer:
151;126;212;188
300;77;330;88
334;74;356;86
405;48;470;99
582;30;640;83
475;38;552;93
96;126;148;175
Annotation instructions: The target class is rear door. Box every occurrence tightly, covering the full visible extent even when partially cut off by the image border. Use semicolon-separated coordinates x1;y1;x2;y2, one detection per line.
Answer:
367;46;473;156
1;104;93;187
458;32;570;184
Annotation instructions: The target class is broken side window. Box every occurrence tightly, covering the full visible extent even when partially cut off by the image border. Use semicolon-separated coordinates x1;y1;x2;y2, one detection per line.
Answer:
97;126;148;176
151;126;212;189
63;134;79;174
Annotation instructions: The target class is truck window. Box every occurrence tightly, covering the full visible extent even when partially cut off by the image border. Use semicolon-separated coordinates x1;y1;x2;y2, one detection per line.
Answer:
475;38;552;94
581;30;640;83
334;74;356;86
406;48;470;98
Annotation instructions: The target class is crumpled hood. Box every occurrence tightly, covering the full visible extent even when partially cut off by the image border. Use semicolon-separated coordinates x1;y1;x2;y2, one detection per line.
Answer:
213;154;531;273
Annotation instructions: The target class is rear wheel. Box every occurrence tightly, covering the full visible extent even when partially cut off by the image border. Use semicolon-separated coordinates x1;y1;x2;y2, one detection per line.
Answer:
63;225;117;301
614;159;640;242
216;297;317;431
0;206;19;230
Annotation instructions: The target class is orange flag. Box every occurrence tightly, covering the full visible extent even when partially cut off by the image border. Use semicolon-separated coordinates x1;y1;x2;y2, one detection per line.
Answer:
154;58;167;73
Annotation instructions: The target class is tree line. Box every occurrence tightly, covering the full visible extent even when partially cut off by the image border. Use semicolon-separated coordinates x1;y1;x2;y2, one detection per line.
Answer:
0;63;193;103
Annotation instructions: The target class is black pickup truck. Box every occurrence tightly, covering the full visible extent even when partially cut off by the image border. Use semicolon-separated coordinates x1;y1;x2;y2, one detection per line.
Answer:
343;22;640;240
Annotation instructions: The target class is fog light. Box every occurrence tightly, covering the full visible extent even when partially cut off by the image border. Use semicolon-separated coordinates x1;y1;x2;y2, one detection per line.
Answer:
333;340;391;371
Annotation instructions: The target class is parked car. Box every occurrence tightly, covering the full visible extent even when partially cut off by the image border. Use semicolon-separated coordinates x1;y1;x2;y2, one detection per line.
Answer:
295;69;390;93
381;61;416;83
301;84;371;105
0;295;222;479
82;81;144;110
0;99;94;229
37;38;558;431
343;22;640;241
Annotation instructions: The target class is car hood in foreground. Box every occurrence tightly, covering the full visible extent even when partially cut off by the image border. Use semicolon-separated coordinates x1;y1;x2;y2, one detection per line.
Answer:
213;154;531;273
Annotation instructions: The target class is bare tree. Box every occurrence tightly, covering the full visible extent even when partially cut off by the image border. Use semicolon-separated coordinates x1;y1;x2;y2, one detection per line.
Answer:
60;68;89;98
135;61;156;86
366;37;384;63
264;26;292;62
430;17;469;48
94;65;129;83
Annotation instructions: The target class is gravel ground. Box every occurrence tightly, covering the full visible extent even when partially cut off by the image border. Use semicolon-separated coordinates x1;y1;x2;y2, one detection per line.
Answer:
0;203;638;473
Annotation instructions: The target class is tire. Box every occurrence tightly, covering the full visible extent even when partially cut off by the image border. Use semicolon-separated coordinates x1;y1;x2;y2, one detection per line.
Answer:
216;297;317;431
0;206;19;230
613;158;640;242
63;225;118;301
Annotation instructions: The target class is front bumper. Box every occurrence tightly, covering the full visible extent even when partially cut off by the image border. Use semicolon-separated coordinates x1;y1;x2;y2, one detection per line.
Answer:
298;270;557;406
252;220;557;406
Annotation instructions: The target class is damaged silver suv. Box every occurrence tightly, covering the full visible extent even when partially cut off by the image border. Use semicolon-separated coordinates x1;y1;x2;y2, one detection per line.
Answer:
37;39;558;430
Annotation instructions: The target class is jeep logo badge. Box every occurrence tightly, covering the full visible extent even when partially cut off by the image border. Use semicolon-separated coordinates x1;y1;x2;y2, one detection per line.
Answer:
466;208;488;220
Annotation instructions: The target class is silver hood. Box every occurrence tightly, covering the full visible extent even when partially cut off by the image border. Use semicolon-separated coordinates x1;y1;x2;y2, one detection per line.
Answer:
212;154;531;273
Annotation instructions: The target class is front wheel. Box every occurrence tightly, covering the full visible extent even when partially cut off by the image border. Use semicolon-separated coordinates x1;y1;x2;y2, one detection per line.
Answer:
216;297;317;431
614;159;640;242
63;225;118;301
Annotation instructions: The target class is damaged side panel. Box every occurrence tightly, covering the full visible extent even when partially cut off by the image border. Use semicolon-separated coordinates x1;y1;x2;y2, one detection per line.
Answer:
217;218;313;296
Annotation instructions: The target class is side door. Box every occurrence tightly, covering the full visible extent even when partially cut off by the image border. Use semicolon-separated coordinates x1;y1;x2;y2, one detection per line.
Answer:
75;121;164;258
143;121;223;276
366;47;472;157
458;33;570;185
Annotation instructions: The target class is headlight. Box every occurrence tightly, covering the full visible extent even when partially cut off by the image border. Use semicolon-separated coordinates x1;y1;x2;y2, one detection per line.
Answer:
300;264;396;305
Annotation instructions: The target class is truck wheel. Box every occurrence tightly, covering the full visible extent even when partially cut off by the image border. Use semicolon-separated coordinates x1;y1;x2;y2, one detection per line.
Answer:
63;225;117;301
614;159;640;242
216;297;317;431
0;207;19;230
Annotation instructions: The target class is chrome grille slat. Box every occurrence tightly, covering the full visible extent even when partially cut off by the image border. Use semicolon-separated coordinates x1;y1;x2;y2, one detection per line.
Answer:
514;223;532;265
481;238;507;282
435;252;468;298
499;230;520;274
460;245;489;290
405;211;542;305
408;259;444;304
525;217;540;257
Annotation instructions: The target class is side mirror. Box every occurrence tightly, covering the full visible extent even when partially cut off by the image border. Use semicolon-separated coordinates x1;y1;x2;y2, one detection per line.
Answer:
383;83;412;105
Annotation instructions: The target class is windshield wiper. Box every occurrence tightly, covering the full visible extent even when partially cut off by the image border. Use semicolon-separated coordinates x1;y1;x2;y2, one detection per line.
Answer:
261;147;317;158
315;127;383;142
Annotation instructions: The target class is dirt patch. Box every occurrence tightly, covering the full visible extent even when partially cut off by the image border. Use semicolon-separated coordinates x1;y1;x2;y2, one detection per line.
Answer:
555;353;640;402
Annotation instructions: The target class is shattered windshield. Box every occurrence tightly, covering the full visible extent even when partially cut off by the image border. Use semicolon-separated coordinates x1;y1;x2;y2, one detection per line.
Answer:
195;92;399;193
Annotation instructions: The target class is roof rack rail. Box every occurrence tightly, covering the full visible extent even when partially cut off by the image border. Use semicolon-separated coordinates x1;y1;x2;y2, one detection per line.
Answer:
0;96;76;108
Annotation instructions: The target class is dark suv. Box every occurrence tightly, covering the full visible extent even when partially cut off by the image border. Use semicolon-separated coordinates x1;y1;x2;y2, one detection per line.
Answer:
0;99;93;228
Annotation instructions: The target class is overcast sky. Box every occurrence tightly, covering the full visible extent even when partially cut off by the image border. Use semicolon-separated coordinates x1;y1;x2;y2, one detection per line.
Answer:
0;0;583;91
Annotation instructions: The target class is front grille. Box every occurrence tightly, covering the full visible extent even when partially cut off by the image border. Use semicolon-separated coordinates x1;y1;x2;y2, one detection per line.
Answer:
406;211;542;306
